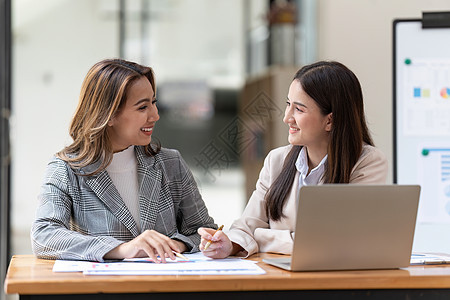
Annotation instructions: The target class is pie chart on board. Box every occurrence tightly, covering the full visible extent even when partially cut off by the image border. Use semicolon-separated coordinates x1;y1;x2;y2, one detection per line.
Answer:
440;88;450;99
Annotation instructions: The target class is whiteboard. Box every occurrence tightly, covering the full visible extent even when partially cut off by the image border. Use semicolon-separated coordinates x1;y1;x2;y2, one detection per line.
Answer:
393;19;450;252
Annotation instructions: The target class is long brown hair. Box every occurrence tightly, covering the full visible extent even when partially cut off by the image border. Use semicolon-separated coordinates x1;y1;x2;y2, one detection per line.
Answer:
265;61;374;221
57;58;161;175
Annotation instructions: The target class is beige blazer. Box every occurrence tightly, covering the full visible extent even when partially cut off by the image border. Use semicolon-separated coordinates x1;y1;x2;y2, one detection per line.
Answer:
227;144;388;257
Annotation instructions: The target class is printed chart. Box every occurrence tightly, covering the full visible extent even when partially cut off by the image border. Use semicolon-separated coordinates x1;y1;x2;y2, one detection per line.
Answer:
418;144;450;223
52;252;266;275
402;58;450;137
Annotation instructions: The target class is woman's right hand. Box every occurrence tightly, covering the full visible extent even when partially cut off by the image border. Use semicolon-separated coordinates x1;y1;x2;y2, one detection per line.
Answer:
197;227;235;259
104;229;186;263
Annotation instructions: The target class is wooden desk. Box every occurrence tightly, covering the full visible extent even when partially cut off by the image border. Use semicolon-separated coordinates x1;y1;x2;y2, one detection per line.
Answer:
5;254;450;300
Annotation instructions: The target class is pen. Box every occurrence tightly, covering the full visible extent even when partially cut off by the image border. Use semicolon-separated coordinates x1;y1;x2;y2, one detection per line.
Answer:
203;225;224;251
172;251;189;260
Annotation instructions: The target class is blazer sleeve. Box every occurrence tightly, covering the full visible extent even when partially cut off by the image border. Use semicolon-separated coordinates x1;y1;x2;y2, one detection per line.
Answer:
252;227;295;255
168;151;217;252
350;145;389;184
227;147;293;257
31;159;123;262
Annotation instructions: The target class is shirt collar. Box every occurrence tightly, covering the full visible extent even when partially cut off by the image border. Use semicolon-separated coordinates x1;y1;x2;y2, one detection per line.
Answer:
295;147;328;178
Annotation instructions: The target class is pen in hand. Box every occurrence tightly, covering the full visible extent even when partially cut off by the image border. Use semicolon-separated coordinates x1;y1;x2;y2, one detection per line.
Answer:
203;225;224;251
172;250;189;260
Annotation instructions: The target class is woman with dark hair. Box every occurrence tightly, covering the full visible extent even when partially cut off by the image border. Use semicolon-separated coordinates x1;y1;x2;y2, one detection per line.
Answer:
198;61;388;258
31;58;216;262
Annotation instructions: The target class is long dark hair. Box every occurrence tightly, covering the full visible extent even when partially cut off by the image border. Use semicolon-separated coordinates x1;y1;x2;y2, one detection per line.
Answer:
265;61;374;221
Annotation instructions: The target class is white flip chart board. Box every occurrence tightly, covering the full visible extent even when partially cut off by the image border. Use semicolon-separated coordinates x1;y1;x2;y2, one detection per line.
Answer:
393;13;450;252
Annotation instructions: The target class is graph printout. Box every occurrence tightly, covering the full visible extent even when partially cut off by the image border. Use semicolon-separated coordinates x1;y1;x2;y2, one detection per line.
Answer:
402;58;450;137
417;144;450;223
53;252;266;275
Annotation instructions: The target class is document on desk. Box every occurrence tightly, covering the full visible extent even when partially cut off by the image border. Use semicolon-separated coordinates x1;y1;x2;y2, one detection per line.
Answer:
53;252;266;275
410;252;450;265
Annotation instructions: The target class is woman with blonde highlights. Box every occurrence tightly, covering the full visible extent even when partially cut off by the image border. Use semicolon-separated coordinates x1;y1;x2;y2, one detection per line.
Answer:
32;58;216;262
198;61;388;258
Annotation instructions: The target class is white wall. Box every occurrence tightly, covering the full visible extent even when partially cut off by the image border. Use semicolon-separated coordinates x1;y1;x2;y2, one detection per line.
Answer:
11;0;118;254
146;0;245;88
317;0;450;184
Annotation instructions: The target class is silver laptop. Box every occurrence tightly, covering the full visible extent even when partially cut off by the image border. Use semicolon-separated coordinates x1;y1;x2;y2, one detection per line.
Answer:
263;184;420;271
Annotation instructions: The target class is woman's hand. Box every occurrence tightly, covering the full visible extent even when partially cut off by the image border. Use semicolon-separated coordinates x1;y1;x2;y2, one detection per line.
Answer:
198;227;235;259
104;230;187;263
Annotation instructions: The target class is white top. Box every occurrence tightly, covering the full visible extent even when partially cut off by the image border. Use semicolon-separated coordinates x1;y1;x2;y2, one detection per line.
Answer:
106;146;141;232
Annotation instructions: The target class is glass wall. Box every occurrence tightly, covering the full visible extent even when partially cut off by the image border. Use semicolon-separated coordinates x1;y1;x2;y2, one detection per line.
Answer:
11;0;120;257
10;0;248;261
119;0;248;230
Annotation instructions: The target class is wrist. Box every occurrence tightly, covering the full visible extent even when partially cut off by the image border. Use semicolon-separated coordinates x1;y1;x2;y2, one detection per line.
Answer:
104;243;125;260
230;242;244;256
173;240;188;253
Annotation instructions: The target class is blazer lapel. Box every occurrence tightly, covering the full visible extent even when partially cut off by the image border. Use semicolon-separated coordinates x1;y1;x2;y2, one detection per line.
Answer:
84;168;140;237
135;147;161;231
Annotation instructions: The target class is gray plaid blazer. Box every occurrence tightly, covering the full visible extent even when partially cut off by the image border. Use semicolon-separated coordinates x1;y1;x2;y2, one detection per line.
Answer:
31;146;216;262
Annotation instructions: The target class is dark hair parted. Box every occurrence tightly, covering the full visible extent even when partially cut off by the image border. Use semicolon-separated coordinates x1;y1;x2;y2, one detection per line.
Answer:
57;58;161;176
265;61;374;221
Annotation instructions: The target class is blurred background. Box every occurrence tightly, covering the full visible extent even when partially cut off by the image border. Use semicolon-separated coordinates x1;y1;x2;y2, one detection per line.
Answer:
2;1;450;299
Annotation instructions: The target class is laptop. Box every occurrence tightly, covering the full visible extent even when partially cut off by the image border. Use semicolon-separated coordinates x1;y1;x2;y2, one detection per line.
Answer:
263;184;420;271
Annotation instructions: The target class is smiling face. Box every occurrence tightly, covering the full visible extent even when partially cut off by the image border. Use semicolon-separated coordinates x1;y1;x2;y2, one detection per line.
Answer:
107;76;159;153
283;79;332;156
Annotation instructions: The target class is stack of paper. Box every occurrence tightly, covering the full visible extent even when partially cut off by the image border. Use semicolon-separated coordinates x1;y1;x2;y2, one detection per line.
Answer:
410;252;450;265
53;252;266;275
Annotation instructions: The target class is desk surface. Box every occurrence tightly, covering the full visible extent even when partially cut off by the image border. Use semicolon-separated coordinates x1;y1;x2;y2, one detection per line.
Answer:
5;254;450;295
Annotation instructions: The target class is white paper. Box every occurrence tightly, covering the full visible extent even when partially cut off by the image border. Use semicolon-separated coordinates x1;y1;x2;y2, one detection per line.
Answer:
410;252;450;265
122;251;212;263
417;143;450;224
52;260;94;272
53;252;265;275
